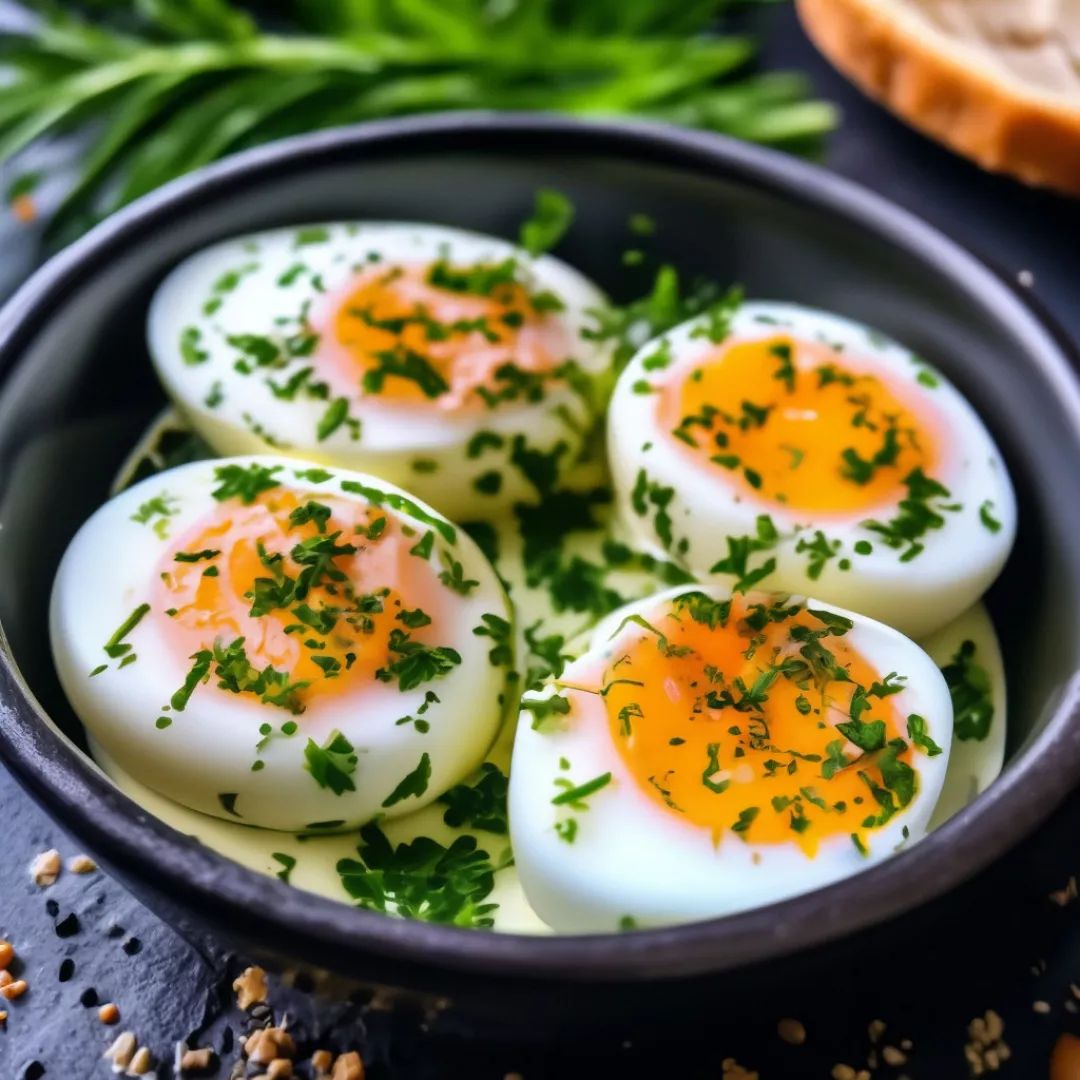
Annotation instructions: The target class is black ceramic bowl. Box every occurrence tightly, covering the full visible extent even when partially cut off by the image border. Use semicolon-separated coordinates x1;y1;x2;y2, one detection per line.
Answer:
2;113;1080;1041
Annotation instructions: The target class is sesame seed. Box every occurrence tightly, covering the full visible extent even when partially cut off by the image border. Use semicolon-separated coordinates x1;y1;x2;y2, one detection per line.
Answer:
232;965;268;1010
777;1017;806;1045
128;1046;154;1075
30;849;61;887
1018;270;1035;288
102;1032;137;1071
68;855;97;875
58;958;74;983
882;1046;907;1066
54;913;79;938
1033;1000;1051;1014
1;979;28;1001
868;1019;886;1044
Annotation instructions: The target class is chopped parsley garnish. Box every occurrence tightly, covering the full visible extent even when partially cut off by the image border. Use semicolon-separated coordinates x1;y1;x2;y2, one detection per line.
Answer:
552;772;612;807
473;614;513;666
438;550;479;595
336;823;502;928
218;793;242;818
795;529;840;581
212;463;282;504
363;346;449;398
295;225;330;247
731;806;759;834
271;852;296;884
861;468;955;561
466;431;504;458
340;480;455;543
522;694;571;729
840;425;900;485
941;639;993;741
179;326;208;365
303;729;358;795
317;397;359;442
708;515;778;592
376;629;462;691
382;753;432;808
906;714;943;756
519;188;574;257
979;500;1002;533
174;548;220;563
103;603;150;658
770;341;796;393
438;763;508;834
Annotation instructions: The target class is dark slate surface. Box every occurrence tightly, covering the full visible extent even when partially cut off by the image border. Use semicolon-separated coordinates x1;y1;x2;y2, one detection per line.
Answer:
4;6;1080;1078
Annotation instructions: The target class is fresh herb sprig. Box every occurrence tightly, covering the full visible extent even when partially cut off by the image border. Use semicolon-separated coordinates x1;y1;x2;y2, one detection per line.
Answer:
2;1;834;243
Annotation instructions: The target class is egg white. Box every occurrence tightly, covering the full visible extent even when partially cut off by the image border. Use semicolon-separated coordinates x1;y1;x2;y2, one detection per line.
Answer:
608;301;1017;639
921;603;1007;829
50;455;514;832
510;584;953;932
147;222;612;521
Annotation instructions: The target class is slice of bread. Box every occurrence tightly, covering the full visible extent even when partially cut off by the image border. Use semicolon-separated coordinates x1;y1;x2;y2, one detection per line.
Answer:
797;0;1080;195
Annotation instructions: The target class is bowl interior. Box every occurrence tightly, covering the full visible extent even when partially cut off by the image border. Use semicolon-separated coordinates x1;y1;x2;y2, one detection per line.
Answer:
1;119;1079;979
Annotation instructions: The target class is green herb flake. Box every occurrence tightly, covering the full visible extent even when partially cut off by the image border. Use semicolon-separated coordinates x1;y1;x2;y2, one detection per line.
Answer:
519;188;574;257
941;640;994;741
303;729;358;795
552;771;612;807
382;752;432;808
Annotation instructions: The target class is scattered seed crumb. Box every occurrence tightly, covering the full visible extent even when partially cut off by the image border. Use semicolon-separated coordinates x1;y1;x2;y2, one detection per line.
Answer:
832;1067;857;1080
868;1019;886;1044
127;1046;153;1075
266;1060;293;1079
246;1027;296;1065
80;987;100;1008
965;1010;1010;1074
1071;984;1080;1000
0;979;27;1001
1033;1000;1052;1014
0;970;11;988
68;854;97;875
866;1048;878;1070
721;1060;760;1080
331;1051;365;1080
311;1050;333;1076
0;1010;7;1029
30;849;61;887
99;1002;120;1025
179;1047;215;1073
504;1074;524;1080
1018;269;1035;288
900;1038;913;1051
233;965;268;1010
778;1017;806;1045
0;941;12;971
1065;1000;1078;1014
882;1046;908;1066
103;1032;137;1071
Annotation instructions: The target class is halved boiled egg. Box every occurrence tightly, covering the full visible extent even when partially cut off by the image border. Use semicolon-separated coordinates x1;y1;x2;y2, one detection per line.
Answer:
50;456;514;832
608;301;1016;638
510;584;951;931
148;222;612;521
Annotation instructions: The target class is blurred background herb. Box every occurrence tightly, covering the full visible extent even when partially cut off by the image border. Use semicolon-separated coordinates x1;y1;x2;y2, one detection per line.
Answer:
0;0;835;242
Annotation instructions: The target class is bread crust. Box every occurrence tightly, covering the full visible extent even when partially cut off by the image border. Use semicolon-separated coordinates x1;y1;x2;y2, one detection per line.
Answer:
797;0;1080;196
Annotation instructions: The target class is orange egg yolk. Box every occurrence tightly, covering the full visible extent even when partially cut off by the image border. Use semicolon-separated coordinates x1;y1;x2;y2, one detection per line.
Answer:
592;593;915;855
659;335;939;515
323;261;570;412
153;489;449;714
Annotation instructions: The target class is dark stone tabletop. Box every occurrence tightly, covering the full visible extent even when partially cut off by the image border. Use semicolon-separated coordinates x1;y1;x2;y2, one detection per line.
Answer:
4;7;1080;1079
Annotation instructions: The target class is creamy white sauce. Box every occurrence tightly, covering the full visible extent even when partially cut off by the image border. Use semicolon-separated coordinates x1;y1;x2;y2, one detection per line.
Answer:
94;409;1007;933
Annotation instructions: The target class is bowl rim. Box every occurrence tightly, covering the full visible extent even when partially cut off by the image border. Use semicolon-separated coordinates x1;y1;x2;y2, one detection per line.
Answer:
2;110;1080;984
